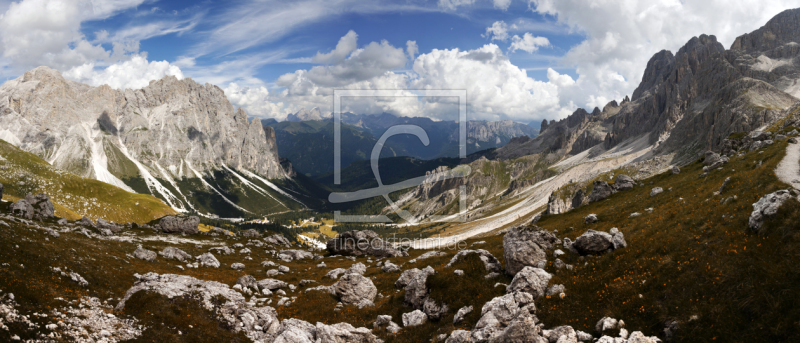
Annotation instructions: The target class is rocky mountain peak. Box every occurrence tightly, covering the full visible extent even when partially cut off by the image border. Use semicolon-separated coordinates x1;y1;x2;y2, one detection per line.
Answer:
631;49;675;101
731;8;800;54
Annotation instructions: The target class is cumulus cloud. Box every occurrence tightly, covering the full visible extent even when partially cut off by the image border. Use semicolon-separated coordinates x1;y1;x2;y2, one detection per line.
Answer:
483;21;510;41
313;30;358;64
509;33;550;53
411;44;564;120
64;55;184;90
527;0;799;111
0;0;147;75
223;82;290;120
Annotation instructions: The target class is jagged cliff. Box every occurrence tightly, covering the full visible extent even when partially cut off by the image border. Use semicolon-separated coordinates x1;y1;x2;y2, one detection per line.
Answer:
0;67;298;217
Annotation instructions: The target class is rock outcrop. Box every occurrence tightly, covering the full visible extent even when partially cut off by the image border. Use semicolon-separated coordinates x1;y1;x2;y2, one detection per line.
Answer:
156;215;200;235
332;273;377;306
749;190;794;231
503;226;559;275
9;193;54;220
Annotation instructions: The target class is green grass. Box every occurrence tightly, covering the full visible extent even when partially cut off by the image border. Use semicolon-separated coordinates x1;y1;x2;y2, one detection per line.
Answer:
0;139;176;223
531;139;800;341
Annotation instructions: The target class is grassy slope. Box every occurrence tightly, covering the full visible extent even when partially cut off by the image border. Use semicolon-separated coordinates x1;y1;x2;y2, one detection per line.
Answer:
2;136;799;342
0;139;176;223
532;138;800;342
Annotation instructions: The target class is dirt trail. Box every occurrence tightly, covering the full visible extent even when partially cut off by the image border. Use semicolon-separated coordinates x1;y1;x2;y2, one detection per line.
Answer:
776;141;800;189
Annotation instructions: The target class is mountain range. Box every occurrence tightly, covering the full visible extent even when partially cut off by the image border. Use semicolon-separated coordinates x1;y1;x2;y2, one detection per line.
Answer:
265;111;538;176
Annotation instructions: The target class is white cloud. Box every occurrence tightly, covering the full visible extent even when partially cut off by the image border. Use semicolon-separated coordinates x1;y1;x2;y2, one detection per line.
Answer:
280;34;407;89
312;30;358;64
0;0;147;75
411;44;564;120
493;0;512;10
223;82;289;120
527;0;799;112
64;55;184;90
509;33;550;53
406;40;419;60
484;21;509;41
438;0;476;11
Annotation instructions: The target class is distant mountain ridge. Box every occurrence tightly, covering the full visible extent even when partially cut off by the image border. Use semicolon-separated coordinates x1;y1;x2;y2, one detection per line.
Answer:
265;111;538;175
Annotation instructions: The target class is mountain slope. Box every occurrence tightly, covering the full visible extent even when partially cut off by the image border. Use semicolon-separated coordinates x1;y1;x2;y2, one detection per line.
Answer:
0;139;175;223
385;8;800;235
0;67;301;218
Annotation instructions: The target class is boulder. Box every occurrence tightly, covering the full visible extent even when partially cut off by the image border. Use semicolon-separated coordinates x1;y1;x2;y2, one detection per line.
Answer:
573;230;614;255
264;234;291;247
588;181;615;203
395;268;421;288
236;275;259;291
381;261;401;273
133;247;157;262
197;253;220;268
278;250;314;262
472;291;538;341
326;230;407;258
159;247;192;262
671;166;680;174
256;278;288;290
454;305;473;324
97;219;123;233
156;215;200;235
545;284;566;297
503;226;558;275
241;229;260;238
346;262;366;275
231;263;245;270
584;214;598;224
703;151;721;166
9;199;33;219
613;175;635;191
506;267;552;298
404;266;435;309
402;310;427;327
548;326;577;343
326;268;347;279
650;187;663;197
332;273;377;306
25;193;55;220
595;317;619;333
610;227;627;250
749;190;794;231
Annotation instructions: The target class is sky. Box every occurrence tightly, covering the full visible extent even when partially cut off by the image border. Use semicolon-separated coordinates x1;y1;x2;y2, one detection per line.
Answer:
0;0;796;124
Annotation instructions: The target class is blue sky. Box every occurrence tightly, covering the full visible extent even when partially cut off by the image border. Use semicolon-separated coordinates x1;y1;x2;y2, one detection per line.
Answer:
0;0;795;123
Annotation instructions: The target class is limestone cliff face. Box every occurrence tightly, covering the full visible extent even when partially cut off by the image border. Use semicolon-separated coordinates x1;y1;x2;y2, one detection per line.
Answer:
0;67;288;214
